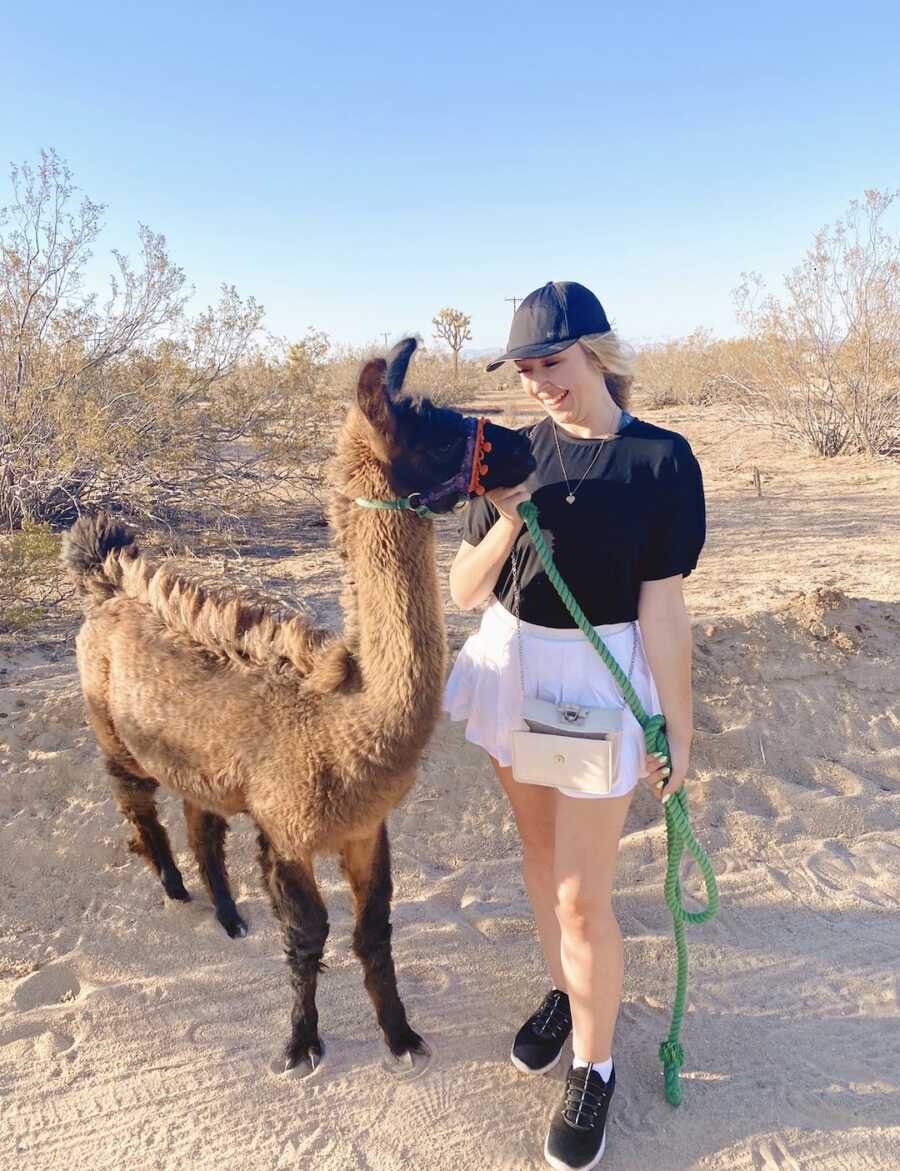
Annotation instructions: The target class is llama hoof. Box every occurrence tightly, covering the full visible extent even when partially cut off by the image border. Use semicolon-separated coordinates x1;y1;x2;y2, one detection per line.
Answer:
218;909;248;939
382;1036;432;1080
163;876;191;902
278;1039;325;1079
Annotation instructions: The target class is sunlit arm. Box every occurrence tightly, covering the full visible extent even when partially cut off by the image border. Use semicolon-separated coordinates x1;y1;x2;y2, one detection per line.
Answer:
448;516;522;610
638;575;694;791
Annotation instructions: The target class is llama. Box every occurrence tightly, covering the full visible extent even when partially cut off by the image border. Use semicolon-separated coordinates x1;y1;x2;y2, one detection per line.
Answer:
62;338;535;1076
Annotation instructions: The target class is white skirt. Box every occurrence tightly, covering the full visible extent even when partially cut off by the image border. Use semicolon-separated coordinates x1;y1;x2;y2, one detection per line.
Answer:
443;600;663;800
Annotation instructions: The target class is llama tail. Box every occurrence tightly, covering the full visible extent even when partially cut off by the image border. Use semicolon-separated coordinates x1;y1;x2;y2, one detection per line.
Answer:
61;514;138;603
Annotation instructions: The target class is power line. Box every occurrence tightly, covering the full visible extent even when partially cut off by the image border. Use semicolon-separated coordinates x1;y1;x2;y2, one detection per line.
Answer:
505;296;521;314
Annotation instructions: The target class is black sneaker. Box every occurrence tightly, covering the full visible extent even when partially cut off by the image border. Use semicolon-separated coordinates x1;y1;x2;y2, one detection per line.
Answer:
510;989;572;1074
544;1063;615;1171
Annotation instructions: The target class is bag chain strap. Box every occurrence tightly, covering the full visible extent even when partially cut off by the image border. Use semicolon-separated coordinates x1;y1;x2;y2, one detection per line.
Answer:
509;545;637;708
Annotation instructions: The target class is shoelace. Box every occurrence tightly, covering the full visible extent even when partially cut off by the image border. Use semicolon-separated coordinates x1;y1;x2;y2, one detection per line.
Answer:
564;1068;612;1131
532;991;572;1039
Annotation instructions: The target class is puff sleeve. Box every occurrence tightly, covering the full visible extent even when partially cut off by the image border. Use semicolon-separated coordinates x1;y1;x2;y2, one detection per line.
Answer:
640;436;706;581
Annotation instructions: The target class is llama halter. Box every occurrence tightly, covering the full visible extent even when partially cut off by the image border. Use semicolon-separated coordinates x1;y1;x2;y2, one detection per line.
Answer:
356;415;492;516
466;416;493;497
421;414;492;510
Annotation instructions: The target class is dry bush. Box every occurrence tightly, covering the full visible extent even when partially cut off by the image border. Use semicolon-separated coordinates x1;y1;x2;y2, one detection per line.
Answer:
635;329;717;407
0;521;66;631
634;330;757;409
733;189;900;458
313;341;485;410
0;151;335;531
407;350;496;406
633;190;900;461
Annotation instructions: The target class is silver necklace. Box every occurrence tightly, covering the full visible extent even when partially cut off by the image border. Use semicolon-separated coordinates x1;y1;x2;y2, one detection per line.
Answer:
551;417;617;504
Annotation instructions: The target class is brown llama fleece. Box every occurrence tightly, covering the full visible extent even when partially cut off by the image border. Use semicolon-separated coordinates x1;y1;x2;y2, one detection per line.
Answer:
62;338;535;1075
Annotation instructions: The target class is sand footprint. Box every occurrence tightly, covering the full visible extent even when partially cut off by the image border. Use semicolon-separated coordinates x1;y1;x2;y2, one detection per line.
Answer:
401;1069;519;1163
33;1028;77;1058
404;1067;454;1127
0;1017;77;1062
750;1136;802;1171
274;1126;345;1166
12;961;83;1012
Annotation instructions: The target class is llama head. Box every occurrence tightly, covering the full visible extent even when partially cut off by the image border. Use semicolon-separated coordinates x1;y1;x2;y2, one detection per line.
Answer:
356;338;535;514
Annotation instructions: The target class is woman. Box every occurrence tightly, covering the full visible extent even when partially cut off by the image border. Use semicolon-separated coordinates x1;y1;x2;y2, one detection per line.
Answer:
444;281;705;1171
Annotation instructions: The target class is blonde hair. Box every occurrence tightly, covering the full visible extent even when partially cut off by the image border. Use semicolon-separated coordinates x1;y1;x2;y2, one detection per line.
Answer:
577;332;635;411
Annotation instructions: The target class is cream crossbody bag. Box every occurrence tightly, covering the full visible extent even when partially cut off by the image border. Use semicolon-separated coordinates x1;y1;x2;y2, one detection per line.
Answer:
508;548;637;796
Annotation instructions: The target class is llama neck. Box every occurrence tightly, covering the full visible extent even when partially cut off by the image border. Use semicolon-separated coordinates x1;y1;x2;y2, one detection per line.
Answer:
349;505;446;769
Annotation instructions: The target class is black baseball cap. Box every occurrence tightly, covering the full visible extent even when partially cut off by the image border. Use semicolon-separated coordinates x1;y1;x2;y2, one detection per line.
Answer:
486;281;611;372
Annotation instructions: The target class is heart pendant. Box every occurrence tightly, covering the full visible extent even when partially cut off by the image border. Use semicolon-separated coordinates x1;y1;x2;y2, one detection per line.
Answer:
566;494;576;504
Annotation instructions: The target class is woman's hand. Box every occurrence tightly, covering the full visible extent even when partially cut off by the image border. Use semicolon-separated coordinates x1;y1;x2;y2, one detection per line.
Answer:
487;483;531;525
643;734;690;802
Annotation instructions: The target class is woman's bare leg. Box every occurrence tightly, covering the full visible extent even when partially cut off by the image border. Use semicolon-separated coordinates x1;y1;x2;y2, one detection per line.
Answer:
553;789;635;1062
490;757;566;991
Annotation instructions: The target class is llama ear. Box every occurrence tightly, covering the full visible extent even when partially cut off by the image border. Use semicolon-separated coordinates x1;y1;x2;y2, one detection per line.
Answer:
384;337;417;401
357;356;393;434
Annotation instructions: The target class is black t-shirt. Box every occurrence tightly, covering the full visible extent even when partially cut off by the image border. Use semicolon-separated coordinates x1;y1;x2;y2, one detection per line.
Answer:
460;414;705;627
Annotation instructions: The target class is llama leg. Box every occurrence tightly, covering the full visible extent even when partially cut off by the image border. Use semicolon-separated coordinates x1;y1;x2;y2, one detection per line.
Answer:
183;800;247;939
108;760;190;902
341;823;427;1059
257;831;329;1074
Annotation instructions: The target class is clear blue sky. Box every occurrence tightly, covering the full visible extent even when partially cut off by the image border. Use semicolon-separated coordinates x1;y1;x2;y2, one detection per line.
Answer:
3;0;899;353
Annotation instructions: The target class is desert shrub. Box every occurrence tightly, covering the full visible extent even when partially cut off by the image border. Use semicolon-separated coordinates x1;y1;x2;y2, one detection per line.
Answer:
635;329;716;407
314;342;491;410
0;520;65;631
404;350;495;406
634;330;757;409
0;150;334;531
733;190;900;458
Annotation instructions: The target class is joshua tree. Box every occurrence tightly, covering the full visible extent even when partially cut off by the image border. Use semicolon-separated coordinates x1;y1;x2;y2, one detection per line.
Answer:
432;307;472;380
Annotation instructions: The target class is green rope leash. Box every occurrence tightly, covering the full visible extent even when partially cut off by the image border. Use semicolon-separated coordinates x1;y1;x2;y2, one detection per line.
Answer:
355;495;440;519
517;500;719;1106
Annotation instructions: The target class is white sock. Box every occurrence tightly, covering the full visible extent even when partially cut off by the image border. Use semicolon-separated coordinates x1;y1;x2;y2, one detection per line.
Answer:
573;1055;613;1083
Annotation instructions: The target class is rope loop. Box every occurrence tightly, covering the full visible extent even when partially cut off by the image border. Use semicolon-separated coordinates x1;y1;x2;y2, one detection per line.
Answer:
659;1039;684;1068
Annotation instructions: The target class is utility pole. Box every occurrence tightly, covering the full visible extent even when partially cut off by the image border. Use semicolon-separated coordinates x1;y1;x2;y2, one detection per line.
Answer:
381;331;391;348
505;296;521;315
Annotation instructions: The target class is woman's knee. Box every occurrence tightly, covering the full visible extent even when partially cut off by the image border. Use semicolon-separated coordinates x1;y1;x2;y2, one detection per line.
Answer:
554;882;617;940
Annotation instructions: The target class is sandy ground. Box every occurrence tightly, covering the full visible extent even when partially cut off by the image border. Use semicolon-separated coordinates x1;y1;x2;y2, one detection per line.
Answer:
2;399;899;1171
